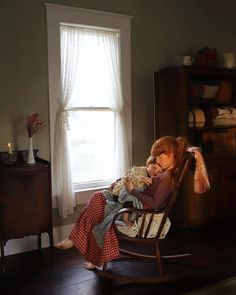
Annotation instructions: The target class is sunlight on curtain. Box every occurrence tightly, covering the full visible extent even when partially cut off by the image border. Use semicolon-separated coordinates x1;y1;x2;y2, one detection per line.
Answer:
53;24;130;217
67;25;130;181
52;25;80;218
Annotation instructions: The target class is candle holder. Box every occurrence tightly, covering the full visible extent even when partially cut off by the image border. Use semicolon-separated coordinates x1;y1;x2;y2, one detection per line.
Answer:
8;153;13;165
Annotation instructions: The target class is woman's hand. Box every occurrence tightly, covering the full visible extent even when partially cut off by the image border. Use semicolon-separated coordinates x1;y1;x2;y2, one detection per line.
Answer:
124;177;134;192
141;176;152;186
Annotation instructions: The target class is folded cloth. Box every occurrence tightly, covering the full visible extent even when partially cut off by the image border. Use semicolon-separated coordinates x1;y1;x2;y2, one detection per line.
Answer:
214;114;236;126
188;148;210;194
217;107;231;116
188;108;206;127
230;108;236;115
203;85;219;99
216;81;232;104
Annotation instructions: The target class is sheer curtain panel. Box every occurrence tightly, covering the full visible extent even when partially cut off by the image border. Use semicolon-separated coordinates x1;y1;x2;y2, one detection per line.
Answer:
53;26;80;217
53;24;130;217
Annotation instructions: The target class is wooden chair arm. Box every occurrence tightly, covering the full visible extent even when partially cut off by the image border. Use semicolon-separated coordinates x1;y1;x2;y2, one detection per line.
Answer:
113;207;164;222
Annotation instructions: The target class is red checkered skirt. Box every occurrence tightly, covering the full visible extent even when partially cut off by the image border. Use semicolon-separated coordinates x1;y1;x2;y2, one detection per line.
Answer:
69;191;120;267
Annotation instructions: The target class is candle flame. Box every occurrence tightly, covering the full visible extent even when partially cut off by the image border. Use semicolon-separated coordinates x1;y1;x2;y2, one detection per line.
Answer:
8;142;13;154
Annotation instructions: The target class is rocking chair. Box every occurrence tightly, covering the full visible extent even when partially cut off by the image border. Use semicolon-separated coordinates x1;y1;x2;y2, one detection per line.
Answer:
98;151;196;283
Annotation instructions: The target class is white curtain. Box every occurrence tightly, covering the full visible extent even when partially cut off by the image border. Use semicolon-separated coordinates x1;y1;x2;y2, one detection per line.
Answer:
53;25;130;217
101;32;130;178
53;25;80;217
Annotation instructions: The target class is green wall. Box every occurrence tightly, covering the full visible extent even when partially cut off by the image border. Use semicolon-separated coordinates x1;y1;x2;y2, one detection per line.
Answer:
1;0;236;164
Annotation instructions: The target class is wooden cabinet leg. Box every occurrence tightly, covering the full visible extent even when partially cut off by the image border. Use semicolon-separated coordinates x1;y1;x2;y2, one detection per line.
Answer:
0;241;5;273
49;231;54;263
49;230;54;248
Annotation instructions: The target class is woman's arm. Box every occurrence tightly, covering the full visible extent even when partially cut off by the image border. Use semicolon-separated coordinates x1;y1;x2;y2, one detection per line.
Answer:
124;172;173;209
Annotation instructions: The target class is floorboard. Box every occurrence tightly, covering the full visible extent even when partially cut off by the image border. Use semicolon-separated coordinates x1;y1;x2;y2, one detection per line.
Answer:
1;221;236;295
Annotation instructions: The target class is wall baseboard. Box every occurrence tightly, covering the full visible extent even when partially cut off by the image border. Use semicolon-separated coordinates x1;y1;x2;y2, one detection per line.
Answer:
1;224;73;257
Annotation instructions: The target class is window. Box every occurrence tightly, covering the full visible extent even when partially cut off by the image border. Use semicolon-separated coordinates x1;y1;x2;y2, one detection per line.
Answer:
46;4;132;210
61;24;121;190
68;110;115;190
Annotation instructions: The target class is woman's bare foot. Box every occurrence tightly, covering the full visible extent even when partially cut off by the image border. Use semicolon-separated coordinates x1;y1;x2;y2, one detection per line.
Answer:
54;238;74;250
84;262;96;270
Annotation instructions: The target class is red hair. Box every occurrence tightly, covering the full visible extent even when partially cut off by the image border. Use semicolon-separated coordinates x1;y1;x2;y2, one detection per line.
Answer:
151;136;187;173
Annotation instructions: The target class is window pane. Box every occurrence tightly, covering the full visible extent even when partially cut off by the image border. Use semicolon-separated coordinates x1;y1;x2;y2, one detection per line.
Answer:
67;27;119;108
68;110;115;184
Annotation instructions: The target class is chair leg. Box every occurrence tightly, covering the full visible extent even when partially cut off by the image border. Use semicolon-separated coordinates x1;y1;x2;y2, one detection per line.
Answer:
103;262;108;271
155;244;163;275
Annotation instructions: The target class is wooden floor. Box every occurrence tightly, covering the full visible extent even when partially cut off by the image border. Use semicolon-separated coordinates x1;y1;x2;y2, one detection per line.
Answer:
1;221;236;295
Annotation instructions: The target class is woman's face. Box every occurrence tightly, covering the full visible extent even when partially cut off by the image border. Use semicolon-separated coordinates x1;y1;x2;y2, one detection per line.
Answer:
156;152;174;170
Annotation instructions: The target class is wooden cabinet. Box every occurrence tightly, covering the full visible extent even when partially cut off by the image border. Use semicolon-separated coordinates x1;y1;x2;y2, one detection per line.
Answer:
0;151;53;270
154;66;236;229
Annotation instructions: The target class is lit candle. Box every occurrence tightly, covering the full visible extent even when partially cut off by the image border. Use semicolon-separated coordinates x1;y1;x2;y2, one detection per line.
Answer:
8;142;13;154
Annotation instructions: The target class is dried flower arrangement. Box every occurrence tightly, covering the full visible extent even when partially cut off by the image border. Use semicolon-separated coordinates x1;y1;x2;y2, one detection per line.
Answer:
26;113;45;137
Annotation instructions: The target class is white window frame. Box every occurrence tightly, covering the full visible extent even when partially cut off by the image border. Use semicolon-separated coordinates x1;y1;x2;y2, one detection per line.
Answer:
46;4;132;205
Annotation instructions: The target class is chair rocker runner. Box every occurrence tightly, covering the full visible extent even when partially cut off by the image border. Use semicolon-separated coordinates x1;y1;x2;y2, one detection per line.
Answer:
97;151;196;283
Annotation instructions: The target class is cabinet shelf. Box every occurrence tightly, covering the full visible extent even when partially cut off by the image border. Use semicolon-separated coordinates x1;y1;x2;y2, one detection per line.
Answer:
188;97;234;106
188;125;236;132
162;65;236;76
154;66;236;229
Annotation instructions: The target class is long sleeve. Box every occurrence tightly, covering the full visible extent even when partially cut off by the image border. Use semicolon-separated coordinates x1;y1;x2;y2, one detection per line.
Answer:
130;170;173;210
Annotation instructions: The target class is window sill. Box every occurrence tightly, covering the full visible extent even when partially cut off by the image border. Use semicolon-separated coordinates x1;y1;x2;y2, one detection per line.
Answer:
75;186;109;205
75;185;109;193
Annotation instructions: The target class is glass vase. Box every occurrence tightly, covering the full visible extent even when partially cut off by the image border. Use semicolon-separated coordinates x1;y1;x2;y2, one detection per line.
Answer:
27;137;35;164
